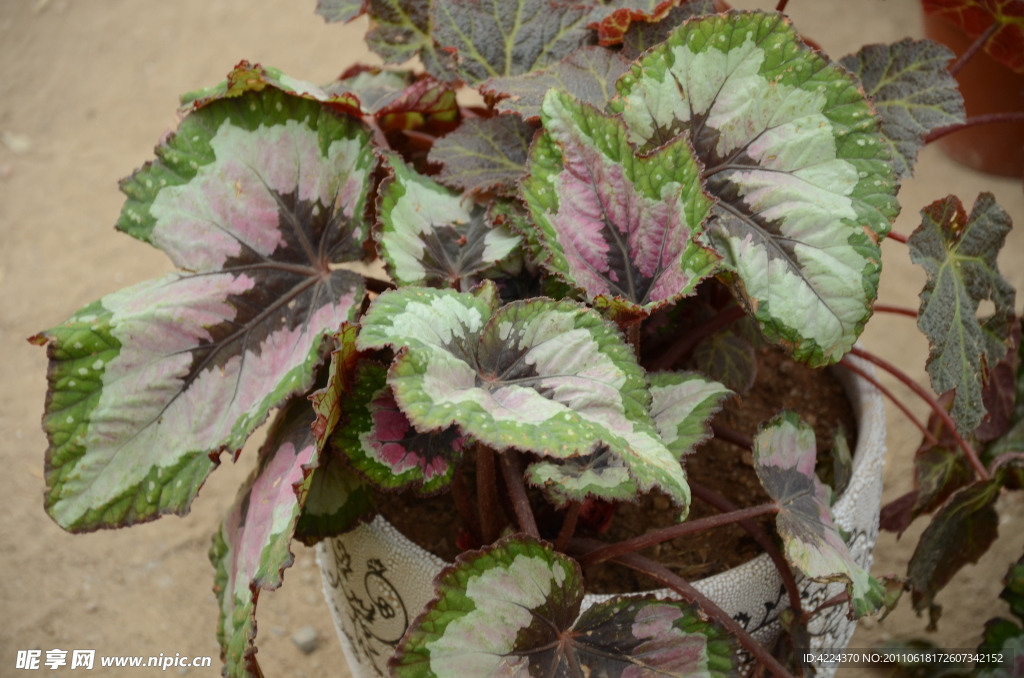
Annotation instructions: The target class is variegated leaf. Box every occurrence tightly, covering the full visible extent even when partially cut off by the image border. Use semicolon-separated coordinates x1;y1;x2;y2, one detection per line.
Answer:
923;0;1024;72
840;39;965;179
332;361;467;495
612;11;900;366
526;446;638;505
428;116;535;196
522;90;719;323
211;399;319;678
909;193;1016;434
390;535;736;678
481;47;630;123
755;411;886;618
377;156;522;287
649;371;731;460
431;0;595;85
357;285;691;508
33;66;374;531
298;326;375;544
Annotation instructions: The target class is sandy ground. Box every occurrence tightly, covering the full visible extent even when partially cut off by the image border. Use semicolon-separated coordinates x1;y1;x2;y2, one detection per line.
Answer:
1;1;1022;677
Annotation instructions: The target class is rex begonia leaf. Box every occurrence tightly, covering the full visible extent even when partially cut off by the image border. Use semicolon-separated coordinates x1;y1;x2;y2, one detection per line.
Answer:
589;0;699;46
481;47;630;123
357;285;692;508
431;0;595;85
923;0;1024;72
32;68;374;532
316;0;366;23
693;329;758;394
376;156;521;287
526;446;638;505
428;116;535;196
210;398;319;678
648;372;731;460
907;478;1001;616
329;68;460;137
297;326;375;544
840;39;965;179
390;535;736;678
977;557;1024;677
365;0;454;79
909;193;1016;434
522;89;719;323
621;0;718;59
755;411;886;618
331;361;467;495
612;11;900;367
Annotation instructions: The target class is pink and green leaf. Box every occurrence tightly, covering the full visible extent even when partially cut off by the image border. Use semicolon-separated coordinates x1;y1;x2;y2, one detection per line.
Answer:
210;399;319;678
481;47;631;123
526;446;638;505
428;116;535;196
297;326;375;544
522;90;719;324
909;193;1016;434
376;156;522;287
612;11;900;366
648;371;732;460
357;285;692;508
755;411;886;618
840;39;965;179
390;535;736;678
431;0;595;85
34;69;374;532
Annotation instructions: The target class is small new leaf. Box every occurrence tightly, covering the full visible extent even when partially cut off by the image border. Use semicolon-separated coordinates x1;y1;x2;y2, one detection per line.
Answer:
390;535;736;678
909;193;1016;434
482;47;631;122
522;90;719;323
648;371;732;460
527;446;638;505
755;412;886;618
431;0;595;85
377;156;522;287
429;116;535;196
840;38;965;179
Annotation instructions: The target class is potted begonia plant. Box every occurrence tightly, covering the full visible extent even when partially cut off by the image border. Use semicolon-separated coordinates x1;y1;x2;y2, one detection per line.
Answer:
31;0;1024;676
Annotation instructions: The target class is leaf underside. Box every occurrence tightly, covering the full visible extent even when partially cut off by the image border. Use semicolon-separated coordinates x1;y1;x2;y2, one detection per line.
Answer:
909;193;1016;434
357;285;692;508
612;10;900;366
390;535;737;678
36;65;374;532
840;38;965;179
755;412;885;618
522;89;719;323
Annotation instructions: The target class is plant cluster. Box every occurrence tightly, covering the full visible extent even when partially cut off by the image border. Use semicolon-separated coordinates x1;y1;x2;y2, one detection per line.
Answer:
31;0;1024;676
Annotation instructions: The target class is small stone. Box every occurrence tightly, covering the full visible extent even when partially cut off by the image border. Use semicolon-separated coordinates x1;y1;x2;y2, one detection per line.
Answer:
291;626;318;655
271;626;286;637
83;601;99;614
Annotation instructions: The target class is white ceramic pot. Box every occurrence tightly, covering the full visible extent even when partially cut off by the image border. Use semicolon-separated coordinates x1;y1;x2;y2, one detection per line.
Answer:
318;357;886;678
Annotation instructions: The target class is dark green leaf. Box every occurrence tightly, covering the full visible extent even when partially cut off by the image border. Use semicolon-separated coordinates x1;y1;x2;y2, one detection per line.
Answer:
365;0;454;79
909;193;1016;434
839;38;965;179
692;330;757;394
428;116;535;196
482;47;630;122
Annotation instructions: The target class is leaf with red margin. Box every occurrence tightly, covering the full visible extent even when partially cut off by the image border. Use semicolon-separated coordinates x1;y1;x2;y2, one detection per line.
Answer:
755;411;886;618
589;0;693;46
922;0;1024;72
910;193;1016;434
522;89;719;323
428;116;535;196
328;68;460;135
907;478;1002;618
390;535;737;678
210;398;319;678
621;0;719;58
33;64;374;532
481;47;630;123
297;326;375;545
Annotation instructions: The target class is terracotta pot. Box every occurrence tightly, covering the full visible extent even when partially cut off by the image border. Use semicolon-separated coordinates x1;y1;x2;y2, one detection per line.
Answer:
317;358;887;678
923;13;1024;177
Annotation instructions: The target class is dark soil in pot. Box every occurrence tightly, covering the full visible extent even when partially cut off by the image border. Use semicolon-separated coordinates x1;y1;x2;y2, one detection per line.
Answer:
376;346;856;593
